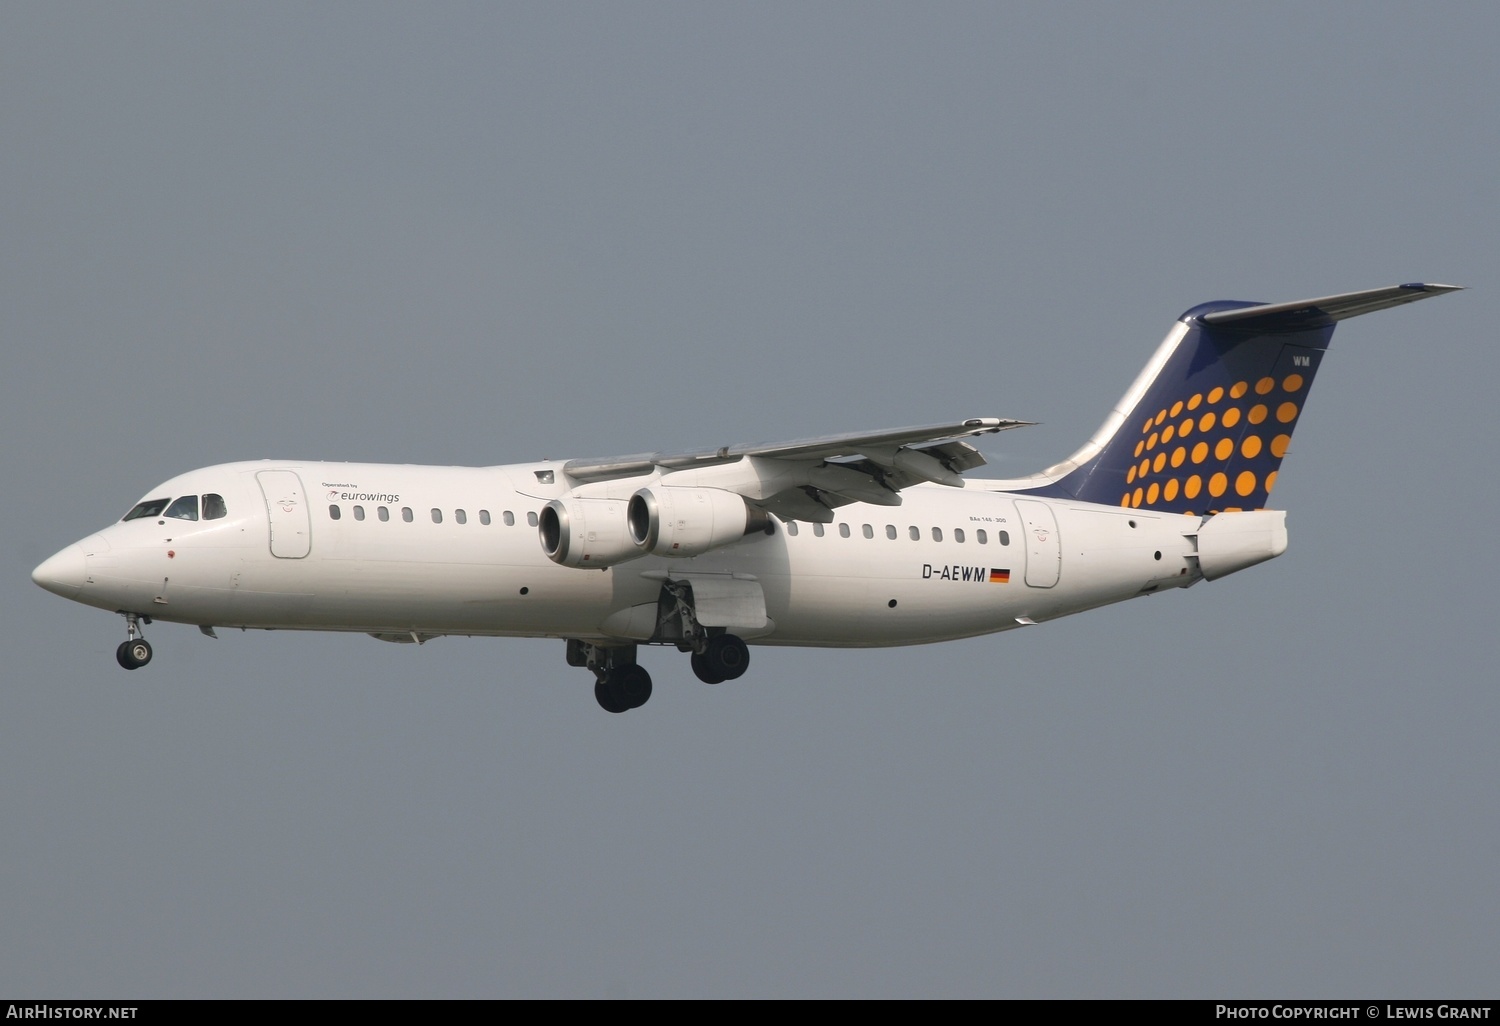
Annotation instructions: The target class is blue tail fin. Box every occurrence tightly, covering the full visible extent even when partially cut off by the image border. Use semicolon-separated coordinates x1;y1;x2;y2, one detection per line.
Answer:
1015;284;1460;513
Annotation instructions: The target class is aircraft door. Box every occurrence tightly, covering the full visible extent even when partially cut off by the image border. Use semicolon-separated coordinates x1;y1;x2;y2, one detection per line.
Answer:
257;470;311;558
1014;499;1061;588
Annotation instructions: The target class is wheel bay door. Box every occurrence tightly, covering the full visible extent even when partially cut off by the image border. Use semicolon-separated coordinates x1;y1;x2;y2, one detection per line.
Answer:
257;470;311;558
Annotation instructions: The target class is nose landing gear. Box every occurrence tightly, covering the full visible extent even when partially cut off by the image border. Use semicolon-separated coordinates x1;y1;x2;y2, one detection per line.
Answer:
115;613;153;670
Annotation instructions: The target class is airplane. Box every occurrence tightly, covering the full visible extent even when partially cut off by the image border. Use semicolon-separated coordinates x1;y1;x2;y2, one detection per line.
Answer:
32;283;1459;712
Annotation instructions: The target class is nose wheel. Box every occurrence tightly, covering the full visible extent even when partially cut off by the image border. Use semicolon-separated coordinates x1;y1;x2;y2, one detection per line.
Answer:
116;638;153;670
115;613;153;670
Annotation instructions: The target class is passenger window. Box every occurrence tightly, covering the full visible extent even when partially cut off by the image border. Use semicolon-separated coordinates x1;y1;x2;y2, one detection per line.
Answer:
378;506;390;522
503;511;515;526
786;521;799;536
353;505;365;521
202;494;227;520
479;510;491;525
954;528;965;543
402;507;414;523
123;497;171;521
999;530;1010;546
886;525;897;540
977;529;988;544
838;523;850;538
431;508;443;524
908;526;919;541
164;495;199;521
455;509;467;525
813;523;825;538
862;524;873;539
932;527;943;542
527;511;538;527
328;505;341;520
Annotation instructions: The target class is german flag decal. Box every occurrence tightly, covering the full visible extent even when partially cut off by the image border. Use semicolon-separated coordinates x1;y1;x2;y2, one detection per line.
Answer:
989;568;1011;584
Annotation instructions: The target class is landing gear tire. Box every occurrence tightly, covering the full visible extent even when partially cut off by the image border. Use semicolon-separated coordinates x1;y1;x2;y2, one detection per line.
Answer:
702;633;749;682
595;677;629;714
613;664;653;709
595;664;653;713
691;650;725;685
116;639;152;670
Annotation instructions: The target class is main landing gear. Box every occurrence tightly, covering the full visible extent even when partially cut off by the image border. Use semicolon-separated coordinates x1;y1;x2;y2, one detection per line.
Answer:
116;613;153;670
568;640;653;714
689;633;750;685
566;632;752;712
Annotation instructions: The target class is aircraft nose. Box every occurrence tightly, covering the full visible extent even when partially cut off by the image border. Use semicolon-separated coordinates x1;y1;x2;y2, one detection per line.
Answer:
32;539;94;599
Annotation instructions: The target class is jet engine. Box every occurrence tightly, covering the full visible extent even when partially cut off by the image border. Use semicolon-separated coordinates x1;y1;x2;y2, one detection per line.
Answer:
628;486;770;558
538;496;641;568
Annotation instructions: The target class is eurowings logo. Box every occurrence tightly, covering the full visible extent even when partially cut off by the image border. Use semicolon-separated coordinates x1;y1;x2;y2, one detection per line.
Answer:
327;489;400;503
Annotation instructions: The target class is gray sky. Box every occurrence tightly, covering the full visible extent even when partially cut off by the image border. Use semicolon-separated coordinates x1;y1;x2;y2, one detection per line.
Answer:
3;2;1495;998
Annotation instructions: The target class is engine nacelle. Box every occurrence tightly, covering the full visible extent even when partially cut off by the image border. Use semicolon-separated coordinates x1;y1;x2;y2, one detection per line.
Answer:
628;486;770;558
538;496;642;568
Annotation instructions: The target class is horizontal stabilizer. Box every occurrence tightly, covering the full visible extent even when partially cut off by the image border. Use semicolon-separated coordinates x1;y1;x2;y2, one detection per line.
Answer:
1199;283;1463;332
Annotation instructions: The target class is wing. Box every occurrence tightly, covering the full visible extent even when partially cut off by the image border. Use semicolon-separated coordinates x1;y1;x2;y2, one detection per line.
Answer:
561;418;1031;522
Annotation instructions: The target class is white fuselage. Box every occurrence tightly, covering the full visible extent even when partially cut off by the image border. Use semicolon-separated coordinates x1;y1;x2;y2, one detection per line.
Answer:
38;459;1234;648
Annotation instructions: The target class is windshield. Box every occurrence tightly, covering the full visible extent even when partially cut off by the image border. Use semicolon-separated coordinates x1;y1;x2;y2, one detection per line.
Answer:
164;495;199;521
122;497;171;521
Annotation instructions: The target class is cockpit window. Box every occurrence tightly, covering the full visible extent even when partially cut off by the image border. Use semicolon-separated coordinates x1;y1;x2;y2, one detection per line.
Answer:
123;498;171;521
164;495;200;521
202;493;227;520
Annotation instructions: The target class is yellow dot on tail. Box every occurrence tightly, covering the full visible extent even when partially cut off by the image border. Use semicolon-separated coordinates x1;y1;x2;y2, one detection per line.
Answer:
1235;470;1257;496
1188;393;1203;410
1170;400;1183;418
1215;438;1234;461
1265;470;1278;492
1192;442;1209;464
1199;411;1217;432
1127;465;1137;484
1277;401;1299;423
1208;386;1224;404
1134;440;1144;457
1153;452;1167;473
1283;373;1303;392
1185;475;1202;499
1147;432;1158;451
1271;434;1291;458
1147;482;1160;504
1132;487;1143;507
1255;377;1275;395
1222;407;1241;428
1164;478;1180;501
1171;446;1186;468
1230;381;1249;399
1241;435;1262;459
1209;472;1228;497
1248;404;1267;424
